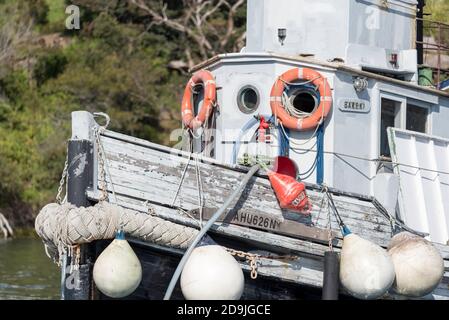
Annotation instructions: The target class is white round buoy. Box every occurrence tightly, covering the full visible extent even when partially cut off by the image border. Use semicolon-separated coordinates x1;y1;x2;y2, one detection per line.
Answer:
93;231;142;298
388;232;444;297
340;233;395;300
181;245;244;300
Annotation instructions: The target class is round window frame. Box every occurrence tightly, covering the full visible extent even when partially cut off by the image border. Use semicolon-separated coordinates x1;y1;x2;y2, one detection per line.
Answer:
288;86;320;115
237;85;260;114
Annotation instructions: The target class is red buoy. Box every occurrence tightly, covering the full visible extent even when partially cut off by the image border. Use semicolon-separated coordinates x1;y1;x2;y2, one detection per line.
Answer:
272;156;298;178
267;157;311;215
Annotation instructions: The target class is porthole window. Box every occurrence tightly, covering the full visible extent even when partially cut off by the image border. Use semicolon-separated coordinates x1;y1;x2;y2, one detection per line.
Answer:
237;85;260;114
288;87;319;116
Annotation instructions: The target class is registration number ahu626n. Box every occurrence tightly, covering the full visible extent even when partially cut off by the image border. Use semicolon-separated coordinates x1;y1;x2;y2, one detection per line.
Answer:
230;211;282;231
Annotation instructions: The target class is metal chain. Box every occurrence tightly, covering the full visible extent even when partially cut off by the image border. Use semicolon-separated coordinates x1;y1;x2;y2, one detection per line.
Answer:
249;256;258;280
73;245;81;271
227;248;260;279
56;149;69;205
94;127;108;202
94;119;128;233
194;155;204;228
226;248;299;280
327;203;334;252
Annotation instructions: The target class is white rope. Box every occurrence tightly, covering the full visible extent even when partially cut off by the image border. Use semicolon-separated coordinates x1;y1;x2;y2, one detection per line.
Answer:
93;112;111;129
189;127;203;140
280;76;320;88
282;91;312;119
96;128;129;231
278;89;325;152
194;155;204;229
285;145;449;177
277;74;327;146
96;132;114;191
280;76;321;120
279;121;321;147
179;111;212;228
35;202;200;263
171;137;193;207
312;186;329;227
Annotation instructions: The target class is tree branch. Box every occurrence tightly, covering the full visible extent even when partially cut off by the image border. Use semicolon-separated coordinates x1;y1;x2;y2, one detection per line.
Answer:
220;0;245;49
128;0;246;64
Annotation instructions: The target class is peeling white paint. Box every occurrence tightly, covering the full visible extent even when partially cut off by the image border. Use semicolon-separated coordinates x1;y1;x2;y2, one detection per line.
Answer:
74;153;88;177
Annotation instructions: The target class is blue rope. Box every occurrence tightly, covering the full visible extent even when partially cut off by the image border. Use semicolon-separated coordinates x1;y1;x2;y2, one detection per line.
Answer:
316;124;325;184
278;125;290;157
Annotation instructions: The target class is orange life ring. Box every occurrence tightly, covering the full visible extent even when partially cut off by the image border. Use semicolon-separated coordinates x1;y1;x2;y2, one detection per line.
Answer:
181;70;217;130
270;68;332;131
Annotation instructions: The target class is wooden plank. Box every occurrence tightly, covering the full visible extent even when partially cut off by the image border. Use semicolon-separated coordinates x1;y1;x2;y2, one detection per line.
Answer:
188;207;337;244
99;135;393;244
87;190;335;257
97;173;391;249
99;135;443;250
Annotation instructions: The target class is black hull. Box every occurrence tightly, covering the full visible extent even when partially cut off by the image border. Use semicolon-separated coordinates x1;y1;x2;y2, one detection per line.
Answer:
94;239;336;300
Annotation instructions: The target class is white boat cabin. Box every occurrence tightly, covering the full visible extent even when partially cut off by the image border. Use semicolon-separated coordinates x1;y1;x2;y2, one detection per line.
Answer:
183;0;449;244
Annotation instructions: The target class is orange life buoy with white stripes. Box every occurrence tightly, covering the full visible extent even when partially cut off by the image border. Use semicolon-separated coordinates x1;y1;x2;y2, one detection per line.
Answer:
270;68;332;131
181;70;217;130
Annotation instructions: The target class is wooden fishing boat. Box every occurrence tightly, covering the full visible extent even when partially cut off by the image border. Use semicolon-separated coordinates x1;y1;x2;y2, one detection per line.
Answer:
37;0;449;300
49;108;447;300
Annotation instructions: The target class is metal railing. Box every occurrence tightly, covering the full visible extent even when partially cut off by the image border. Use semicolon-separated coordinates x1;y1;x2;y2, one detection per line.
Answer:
416;18;449;89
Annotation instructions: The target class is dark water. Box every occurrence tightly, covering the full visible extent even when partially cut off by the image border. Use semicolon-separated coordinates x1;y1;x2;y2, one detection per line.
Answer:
0;238;60;300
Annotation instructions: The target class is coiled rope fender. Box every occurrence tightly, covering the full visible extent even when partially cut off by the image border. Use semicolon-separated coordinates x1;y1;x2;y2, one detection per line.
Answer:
35;201;199;262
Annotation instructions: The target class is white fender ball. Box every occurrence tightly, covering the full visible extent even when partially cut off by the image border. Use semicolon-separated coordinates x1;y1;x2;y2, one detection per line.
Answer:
388;232;444;297
181;245;244;300
93;238;142;298
340;234;395;300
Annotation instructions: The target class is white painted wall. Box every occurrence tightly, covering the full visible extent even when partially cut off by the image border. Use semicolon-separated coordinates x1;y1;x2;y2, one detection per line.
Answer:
331;72;376;196
348;0;416;50
205;53;449;197
246;0;418;75
246;0;349;59
432;96;449;138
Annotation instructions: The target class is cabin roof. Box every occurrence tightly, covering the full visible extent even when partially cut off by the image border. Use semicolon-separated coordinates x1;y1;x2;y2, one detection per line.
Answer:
191;52;449;99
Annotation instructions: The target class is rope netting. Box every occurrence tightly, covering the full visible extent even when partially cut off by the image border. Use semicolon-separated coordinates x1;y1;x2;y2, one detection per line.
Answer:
35;201;199;263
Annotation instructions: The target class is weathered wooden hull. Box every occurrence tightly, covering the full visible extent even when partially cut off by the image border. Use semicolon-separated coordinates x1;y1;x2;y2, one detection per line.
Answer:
83;127;449;300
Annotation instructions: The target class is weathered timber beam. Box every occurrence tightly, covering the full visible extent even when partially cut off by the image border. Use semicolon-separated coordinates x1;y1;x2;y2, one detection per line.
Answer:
98;134;394;246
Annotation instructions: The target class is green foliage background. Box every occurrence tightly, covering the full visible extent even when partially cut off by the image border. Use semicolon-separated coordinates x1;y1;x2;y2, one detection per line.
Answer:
0;0;447;226
0;0;212;225
425;0;449;24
